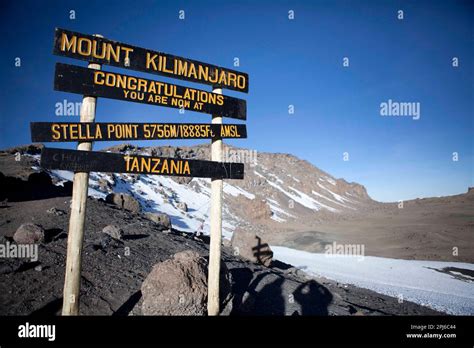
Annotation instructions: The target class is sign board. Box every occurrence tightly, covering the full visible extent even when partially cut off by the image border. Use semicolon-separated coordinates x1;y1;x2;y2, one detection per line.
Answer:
53;28;249;93
40;147;245;179
45;27;250;315
31;122;247;142
54;63;247;120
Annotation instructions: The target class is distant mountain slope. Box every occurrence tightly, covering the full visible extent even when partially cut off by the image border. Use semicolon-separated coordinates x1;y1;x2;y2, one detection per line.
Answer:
49;143;378;238
1;144;472;262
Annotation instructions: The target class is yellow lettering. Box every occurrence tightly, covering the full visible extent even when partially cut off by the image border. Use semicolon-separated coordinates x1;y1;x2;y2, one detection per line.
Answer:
124;155;131;171
105;73;116;87
131;157;139;171
171;160;179;174
116;75;126;89
141;157;150;172
183;161;190;175
95;124;102;139
176;60;187;76
122;47;133;62
92;40;106;59
127;76;137;90
77;38;92;56
146;53;158;70
108;44;120;63
162;57;174;74
51;124;60;140
143;124;150;138
69;124;78;140
137;79;147;92
237;75;246;90
161;159;169;173
188;63;197;79
94;71;105;85
152;159;160;173
198;65;209;81
60;33;77;53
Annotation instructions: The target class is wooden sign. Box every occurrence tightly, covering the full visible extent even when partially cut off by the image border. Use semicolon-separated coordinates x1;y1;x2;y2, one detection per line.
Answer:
40;147;245;179
53;28;249;93
31;122;247;142
54;63;246;120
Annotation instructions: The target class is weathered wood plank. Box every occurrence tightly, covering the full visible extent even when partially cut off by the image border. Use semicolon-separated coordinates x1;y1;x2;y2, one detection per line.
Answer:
31;122;247;142
53;28;249;93
54;63;247;120
40;148;245;179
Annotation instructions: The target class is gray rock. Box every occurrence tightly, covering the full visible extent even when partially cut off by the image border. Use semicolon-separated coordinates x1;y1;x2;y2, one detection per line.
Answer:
46;207;66;216
105;192;141;213
102;225;124;240
141;250;232;315
177;202;188;212
99;233;123;249
13;223;45;244
144;212;172;230
231;228;273;267
98;178;110;191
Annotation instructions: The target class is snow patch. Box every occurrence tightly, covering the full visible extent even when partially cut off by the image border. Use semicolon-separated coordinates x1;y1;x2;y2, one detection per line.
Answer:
223;183;255;200
312;190;356;210
317;182;354;204
288;186;339;213
272;246;474;315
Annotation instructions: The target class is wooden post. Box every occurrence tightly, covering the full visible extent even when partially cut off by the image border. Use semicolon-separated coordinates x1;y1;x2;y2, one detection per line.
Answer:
207;87;223;316
62;37;102;315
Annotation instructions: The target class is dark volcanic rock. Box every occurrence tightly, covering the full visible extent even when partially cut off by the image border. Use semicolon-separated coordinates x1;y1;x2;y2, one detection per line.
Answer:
105;192;141;213
144;212;172;230
0;171;72;202
98;233;124;250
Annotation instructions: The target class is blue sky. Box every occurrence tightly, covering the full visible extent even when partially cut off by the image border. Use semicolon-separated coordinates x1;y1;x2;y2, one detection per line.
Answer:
0;0;472;202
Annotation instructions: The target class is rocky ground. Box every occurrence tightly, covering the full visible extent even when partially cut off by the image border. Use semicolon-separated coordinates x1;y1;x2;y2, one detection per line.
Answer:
0;192;441;316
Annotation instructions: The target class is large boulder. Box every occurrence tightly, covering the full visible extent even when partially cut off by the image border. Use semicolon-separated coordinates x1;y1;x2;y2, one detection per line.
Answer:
144;212;172;230
13;223;45;244
231;228;273;267
141;250;232;315
105;192;141;213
